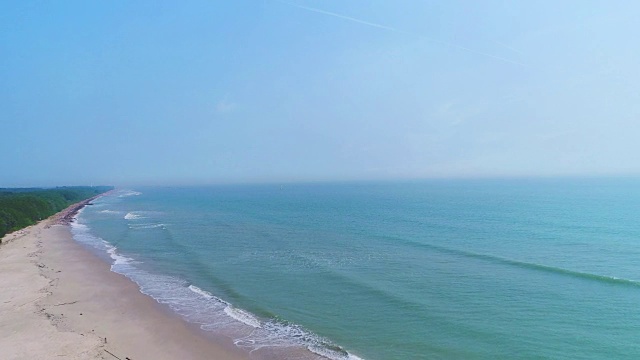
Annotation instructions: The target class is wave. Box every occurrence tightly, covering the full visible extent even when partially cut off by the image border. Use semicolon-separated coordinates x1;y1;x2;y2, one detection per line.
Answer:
70;220;135;267
309;345;365;360
118;190;142;198
128;223;166;230
229;317;359;360
124;212;146;220
187;285;228;304
487;254;640;288
186;284;363;359
224;307;262;328
71;215;364;360
104;241;135;266
186;286;260;328
190;284;367;359
400;238;640;288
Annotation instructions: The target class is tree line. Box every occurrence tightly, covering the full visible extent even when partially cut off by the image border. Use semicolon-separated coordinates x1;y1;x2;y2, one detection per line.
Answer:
0;186;113;240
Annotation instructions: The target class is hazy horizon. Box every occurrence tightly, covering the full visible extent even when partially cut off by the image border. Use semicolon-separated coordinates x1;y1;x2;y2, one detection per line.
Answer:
3;173;639;191
2;1;639;187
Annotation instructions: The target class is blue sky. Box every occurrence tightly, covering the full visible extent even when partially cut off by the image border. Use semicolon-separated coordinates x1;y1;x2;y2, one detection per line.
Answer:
1;1;639;186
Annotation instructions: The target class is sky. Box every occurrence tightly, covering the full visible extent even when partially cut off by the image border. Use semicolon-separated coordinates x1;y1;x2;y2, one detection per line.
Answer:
1;0;639;186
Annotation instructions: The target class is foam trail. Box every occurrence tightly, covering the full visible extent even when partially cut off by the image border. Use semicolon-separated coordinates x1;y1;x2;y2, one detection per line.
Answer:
277;0;526;67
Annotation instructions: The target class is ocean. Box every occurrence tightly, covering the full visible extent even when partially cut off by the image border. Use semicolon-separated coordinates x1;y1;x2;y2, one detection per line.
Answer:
72;179;640;359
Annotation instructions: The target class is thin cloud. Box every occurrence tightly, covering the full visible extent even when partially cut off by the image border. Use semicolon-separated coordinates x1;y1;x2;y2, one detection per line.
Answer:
277;1;526;67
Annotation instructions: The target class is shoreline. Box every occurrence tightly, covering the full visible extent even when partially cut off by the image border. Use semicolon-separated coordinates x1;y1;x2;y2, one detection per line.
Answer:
0;203;249;360
48;191;114;226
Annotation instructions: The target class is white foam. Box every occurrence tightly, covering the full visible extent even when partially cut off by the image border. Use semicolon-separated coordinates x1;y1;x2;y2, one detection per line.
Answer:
118;190;142;197
188;285;215;300
128;223;166;230
124;212;145;220
73;207;86;222
308;345;365;360
224;306;262;328
70;215;134;268
103;242;134;266
70;208;367;360
99;210;120;214
70;216;102;248
71;222;89;231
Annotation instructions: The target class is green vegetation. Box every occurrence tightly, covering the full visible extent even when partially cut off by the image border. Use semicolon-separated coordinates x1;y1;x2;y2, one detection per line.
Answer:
0;186;113;240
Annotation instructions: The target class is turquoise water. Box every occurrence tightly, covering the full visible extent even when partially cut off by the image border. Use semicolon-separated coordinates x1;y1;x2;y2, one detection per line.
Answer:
73;179;640;359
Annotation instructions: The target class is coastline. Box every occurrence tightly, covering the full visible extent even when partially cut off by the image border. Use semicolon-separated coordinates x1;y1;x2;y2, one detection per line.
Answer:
47;192;111;226
0;203;248;360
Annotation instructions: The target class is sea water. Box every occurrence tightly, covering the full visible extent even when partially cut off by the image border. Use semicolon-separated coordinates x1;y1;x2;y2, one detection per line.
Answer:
72;179;640;359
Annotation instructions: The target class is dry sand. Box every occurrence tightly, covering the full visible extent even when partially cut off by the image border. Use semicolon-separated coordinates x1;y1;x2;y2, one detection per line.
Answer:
0;217;249;360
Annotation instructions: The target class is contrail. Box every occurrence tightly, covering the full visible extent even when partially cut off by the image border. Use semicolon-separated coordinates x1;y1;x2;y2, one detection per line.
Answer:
277;1;526;67
491;39;524;56
278;0;411;35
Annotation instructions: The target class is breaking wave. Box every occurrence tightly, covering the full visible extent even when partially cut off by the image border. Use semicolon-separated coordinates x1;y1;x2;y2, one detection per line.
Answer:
71;210;364;360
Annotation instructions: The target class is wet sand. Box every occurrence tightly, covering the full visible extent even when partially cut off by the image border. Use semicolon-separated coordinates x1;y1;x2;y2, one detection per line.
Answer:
0;216;248;360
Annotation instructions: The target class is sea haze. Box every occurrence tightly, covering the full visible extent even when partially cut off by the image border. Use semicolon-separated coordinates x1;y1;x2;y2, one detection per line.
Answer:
72;179;640;359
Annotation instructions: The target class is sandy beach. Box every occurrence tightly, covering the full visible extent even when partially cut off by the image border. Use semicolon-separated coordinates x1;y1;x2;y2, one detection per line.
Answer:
0;210;248;360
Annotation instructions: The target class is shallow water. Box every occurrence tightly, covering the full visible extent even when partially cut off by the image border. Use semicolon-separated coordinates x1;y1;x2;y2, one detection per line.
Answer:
74;179;640;359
